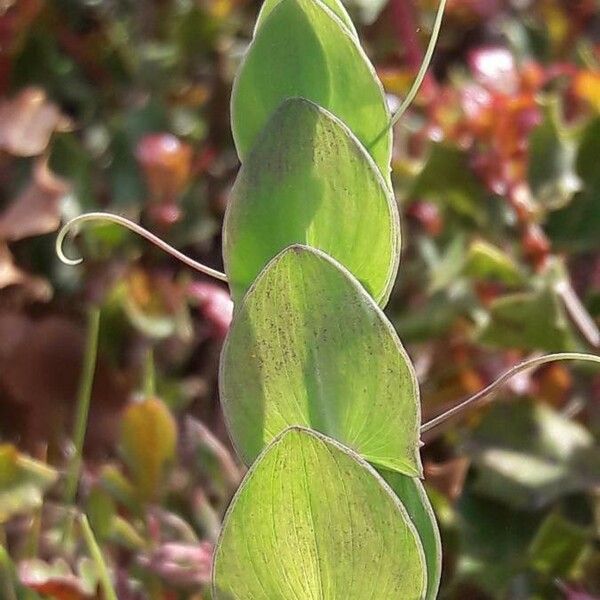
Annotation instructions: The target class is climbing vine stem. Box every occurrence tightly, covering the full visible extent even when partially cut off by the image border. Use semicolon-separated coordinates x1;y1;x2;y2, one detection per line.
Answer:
392;0;446;127
56;212;228;282
79;514;118;600
63;307;101;506
369;0;446;147
421;352;600;433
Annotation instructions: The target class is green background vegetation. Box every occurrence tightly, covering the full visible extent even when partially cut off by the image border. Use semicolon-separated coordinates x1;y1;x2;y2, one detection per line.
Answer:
0;0;599;598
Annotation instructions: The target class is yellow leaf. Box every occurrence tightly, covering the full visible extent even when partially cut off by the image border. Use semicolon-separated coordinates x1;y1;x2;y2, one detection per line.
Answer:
119;398;177;502
574;71;600;112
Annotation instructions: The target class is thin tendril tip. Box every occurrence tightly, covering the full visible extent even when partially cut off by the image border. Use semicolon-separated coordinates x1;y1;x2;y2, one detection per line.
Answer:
421;352;600;433
56;219;85;266
55;212;228;282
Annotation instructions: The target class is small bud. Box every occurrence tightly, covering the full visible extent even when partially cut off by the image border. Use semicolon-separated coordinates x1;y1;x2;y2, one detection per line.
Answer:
406;201;443;236
135;133;193;213
188;282;233;340
138;542;213;588
522;223;550;270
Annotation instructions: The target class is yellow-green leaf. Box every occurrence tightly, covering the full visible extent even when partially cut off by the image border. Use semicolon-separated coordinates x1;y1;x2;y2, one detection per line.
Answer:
231;0;391;182
0;445;57;523
380;470;442;600
224;97;399;306
255;0;358;37
220;245;422;476
213;427;426;599
119;397;177;502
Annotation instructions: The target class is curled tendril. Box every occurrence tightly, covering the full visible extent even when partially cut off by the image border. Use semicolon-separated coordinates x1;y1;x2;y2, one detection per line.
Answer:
421;352;600;433
389;0;447;128
369;0;447;153
55;212;228;282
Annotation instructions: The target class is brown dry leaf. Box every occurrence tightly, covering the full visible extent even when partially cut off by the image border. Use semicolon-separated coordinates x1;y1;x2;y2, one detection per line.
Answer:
424;457;470;502
0;87;71;156
0;312;131;452
0;158;69;241
0;242;51;300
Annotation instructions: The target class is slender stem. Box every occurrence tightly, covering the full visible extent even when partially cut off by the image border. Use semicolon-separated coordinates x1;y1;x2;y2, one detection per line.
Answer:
144;346;156;397
24;506;42;562
193;489;223;542
420;352;600;433
56;212;228;282
555;279;600;348
79;514;118;600
186;417;243;490
0;543;17;600
64;307;101;506
25;486;43;559
24;445;48;560
390;0;446;128
369;0;446;150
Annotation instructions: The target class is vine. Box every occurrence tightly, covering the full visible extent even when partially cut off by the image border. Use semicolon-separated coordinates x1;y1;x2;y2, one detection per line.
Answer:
55;0;600;597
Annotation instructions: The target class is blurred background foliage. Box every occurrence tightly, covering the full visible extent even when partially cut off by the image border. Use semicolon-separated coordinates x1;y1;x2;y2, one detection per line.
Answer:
0;0;599;598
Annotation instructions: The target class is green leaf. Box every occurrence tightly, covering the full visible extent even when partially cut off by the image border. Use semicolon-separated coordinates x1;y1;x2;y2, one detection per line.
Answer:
546;116;600;251
231;0;391;182
86;486;117;542
425;234;466;294
98;464;141;514
220;245;422;476
119;397;177;502
528;103;581;210
410;144;488;224
255;0;358;37
465;400;600;509
379;470;442;600
0;445;58;524
478;286;577;352
528;512;589;578
110;516;147;551
463;240;523;286
395;292;467;343
224;98;399;306
213;427;426;600
49;133;95;209
455;490;542;594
